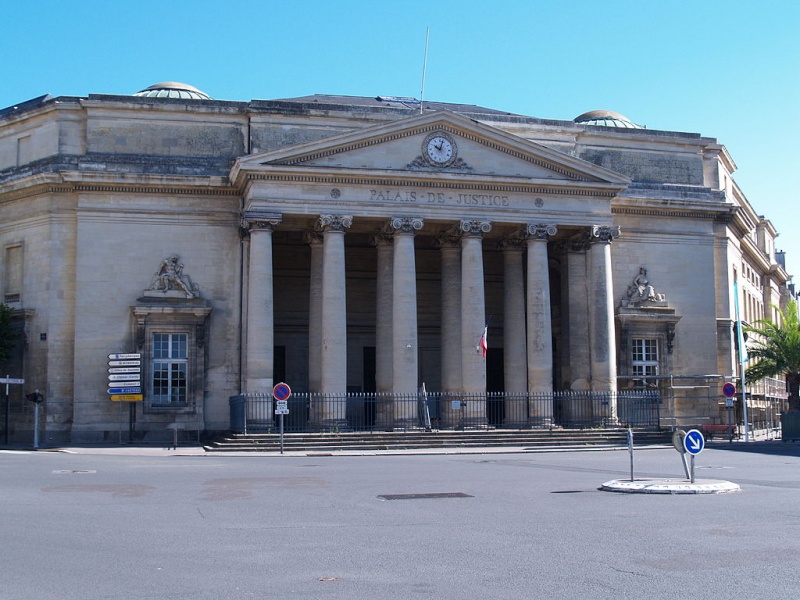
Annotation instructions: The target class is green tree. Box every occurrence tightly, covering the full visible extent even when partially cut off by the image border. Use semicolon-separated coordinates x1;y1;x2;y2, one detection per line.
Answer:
0;303;18;362
745;298;800;413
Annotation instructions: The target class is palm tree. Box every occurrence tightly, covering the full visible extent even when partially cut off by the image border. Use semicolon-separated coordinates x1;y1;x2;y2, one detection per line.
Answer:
745;299;800;413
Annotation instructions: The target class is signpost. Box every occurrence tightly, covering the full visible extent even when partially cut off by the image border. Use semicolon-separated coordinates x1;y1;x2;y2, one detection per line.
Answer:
683;429;705;483
273;383;292;454
2;375;25;445
107;353;142;443
723;382;736;442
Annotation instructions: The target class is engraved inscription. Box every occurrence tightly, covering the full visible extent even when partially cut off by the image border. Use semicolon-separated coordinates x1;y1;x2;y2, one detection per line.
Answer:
368;189;511;207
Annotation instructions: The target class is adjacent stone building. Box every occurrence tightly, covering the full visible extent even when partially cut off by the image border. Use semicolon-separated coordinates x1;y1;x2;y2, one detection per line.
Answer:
0;83;790;443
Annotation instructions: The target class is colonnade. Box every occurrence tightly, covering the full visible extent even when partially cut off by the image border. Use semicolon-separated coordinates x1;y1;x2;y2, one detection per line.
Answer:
243;211;620;429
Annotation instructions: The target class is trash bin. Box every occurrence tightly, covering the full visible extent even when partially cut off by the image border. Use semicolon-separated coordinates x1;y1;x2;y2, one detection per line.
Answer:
229;394;246;434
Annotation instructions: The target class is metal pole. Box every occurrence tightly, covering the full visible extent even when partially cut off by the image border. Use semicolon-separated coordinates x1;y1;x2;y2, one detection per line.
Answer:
4;376;9;445
627;428;634;482
690;454;696;484
33;401;39;449
279;413;284;455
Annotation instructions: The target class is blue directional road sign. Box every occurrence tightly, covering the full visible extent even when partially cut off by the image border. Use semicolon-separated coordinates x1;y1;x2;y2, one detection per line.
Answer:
683;429;705;455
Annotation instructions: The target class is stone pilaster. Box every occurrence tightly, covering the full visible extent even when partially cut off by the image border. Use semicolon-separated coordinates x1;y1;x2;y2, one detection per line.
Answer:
526;224;557;425
305;230;324;428
437;229;463;427
371;231;394;428
499;234;527;425
567;236;592;391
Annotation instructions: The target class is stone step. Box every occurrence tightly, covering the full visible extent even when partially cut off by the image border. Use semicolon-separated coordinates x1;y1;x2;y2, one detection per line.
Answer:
204;429;672;453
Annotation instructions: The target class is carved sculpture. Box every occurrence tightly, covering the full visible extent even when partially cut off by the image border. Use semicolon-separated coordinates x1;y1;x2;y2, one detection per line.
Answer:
146;255;199;298
623;267;665;307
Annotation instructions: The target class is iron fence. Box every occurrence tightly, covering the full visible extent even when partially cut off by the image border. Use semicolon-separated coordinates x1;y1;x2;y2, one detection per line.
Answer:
229;389;660;434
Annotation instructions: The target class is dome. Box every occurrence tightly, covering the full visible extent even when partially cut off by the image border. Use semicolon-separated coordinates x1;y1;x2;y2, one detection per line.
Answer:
134;82;212;100
574;109;643;129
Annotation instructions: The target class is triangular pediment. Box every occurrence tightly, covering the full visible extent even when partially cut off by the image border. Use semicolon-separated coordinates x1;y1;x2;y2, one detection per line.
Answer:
231;111;630;190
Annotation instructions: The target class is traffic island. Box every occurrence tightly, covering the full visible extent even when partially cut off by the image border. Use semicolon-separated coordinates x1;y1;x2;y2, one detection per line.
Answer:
599;478;741;494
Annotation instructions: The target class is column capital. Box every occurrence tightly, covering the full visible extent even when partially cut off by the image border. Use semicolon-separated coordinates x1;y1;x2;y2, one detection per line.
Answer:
436;227;463;248
389;216;424;234
304;229;324;245
460;219;492;237
242;210;282;232
526;223;558;240
567;234;592;253
370;230;394;247
497;234;527;252
317;214;353;233
591;225;621;243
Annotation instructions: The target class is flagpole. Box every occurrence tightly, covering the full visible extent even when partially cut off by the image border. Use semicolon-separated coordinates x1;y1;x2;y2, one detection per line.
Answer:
734;281;750;442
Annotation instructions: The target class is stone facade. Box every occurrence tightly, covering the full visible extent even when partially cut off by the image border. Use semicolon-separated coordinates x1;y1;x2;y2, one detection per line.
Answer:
0;86;790;442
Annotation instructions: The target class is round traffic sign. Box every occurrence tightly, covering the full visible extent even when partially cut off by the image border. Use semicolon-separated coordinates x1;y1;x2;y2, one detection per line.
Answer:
273;382;292;401
723;382;736;398
672;430;687;452
683;429;705;455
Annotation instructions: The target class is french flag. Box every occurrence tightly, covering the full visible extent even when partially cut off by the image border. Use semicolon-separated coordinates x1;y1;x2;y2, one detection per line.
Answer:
477;326;488;358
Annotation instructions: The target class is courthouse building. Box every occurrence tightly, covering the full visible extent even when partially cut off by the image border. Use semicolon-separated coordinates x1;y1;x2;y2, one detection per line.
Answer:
0;82;791;443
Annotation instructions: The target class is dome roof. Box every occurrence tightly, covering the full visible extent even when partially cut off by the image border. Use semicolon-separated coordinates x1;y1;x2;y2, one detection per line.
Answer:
574;109;643;129
134;82;212;100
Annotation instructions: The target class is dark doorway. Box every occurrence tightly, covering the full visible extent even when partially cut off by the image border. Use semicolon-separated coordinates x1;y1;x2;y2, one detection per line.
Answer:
363;347;376;427
486;347;505;425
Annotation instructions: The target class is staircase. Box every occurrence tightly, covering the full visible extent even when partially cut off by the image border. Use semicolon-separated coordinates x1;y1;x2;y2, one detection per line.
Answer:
204;428;672;453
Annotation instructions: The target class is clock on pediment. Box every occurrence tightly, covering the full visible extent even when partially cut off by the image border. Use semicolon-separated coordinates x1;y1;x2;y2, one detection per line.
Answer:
422;131;458;167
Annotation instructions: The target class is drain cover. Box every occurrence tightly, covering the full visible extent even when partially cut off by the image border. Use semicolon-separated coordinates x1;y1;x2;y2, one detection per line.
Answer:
378;492;473;500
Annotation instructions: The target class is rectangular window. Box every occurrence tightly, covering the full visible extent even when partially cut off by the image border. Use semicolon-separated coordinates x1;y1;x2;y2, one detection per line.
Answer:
631;338;659;378
151;333;188;404
4;244;22;303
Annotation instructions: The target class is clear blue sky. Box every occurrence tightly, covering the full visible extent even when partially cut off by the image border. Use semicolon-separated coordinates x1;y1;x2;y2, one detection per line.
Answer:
3;0;799;274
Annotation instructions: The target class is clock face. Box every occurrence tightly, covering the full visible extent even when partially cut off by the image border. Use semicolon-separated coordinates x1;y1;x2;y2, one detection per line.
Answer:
423;133;457;166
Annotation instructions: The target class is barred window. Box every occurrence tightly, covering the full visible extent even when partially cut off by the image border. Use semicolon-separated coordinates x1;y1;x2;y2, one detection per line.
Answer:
632;338;659;378
151;333;188;404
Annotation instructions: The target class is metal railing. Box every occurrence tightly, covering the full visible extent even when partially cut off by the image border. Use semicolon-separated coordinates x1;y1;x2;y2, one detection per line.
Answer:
229;390;661;434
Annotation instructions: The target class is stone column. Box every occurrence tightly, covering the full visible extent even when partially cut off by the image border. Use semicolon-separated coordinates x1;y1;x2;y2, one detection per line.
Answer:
500;235;527;425
438;230;462;427
461;219;491;426
318;214;352;428
371;231;393;429
390;217;423;427
243;213;281;394
526;224;557;426
590;225;620;421
567;236;591;391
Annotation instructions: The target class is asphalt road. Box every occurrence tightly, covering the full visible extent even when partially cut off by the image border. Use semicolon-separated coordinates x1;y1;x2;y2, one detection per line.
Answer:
2;443;799;600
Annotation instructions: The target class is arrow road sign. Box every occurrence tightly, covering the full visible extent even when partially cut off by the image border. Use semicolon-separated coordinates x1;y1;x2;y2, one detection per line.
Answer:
108;387;142;394
0;377;24;385
108;353;141;360
108;360;141;367
683;429;705;455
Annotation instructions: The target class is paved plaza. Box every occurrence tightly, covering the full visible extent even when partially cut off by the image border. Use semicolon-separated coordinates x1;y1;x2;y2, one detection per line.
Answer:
2;442;799;599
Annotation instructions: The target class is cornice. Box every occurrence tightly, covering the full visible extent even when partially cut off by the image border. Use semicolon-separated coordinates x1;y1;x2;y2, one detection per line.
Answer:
241;171;619;198
1;173;238;203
